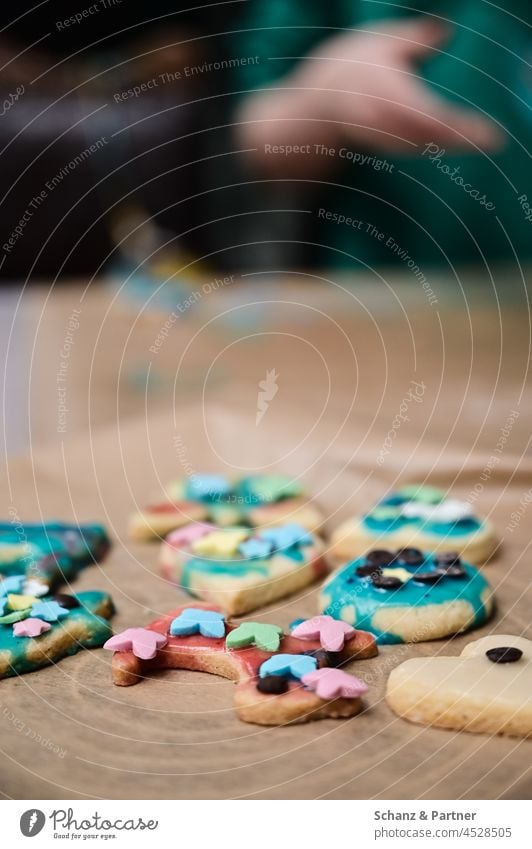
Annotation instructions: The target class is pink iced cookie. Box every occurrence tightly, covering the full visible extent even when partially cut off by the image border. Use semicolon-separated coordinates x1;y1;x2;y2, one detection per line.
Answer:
302;668;368;700
12;618;52;638
292;615;356;652
165;522;215;550
104;627;167;660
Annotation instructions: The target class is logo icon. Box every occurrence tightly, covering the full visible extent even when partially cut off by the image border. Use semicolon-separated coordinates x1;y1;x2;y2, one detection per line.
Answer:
256;369;279;425
20;809;46;837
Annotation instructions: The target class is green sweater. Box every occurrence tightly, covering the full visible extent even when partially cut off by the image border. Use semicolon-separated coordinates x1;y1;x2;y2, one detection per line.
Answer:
234;1;532;267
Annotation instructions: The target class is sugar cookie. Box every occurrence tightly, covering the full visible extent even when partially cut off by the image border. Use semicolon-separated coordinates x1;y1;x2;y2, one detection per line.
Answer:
106;604;377;725
160;522;327;615
128;474;323;541
386;634;532;737
329;485;497;565
319;547;494;644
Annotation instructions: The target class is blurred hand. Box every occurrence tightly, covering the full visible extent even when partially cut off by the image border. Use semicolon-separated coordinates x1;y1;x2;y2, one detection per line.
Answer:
290;18;501;152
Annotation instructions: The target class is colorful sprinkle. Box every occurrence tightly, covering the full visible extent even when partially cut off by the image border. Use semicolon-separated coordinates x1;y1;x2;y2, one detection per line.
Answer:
186;475;231;500
302;668;368;700
226;622;283;652
191;529;248;556
165;523;215;549
13;618;52;638
23;579;49;597
103;627;167;659
259;653;317;680
30;601;70;622
238;538;273;559
291;616;355;652
7;594;38;611
258;523;313;550
0;575;26;596
169;608;225;639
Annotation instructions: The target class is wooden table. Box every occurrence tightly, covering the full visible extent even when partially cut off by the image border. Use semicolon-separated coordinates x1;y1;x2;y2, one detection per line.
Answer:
1;270;531;799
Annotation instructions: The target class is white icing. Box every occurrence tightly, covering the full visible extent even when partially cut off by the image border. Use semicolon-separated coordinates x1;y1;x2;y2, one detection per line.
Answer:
401;499;474;524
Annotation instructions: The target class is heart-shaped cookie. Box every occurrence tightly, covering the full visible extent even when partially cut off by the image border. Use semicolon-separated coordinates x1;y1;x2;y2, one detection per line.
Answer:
386;634;532;737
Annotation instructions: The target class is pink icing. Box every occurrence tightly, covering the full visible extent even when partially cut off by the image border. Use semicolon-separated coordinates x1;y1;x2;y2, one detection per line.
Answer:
292;615;356;652
302;668;368;700
12;618;52;638
165;522;215;549
104;627;167;660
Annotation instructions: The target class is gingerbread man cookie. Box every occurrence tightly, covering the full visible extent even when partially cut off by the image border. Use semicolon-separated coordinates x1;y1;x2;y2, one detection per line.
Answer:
160;522;328;615
386;634;532;737
105;604;377;725
0;520;110;594
0;577;114;679
129;474;323;541
329;485;497;566
319;547;494;644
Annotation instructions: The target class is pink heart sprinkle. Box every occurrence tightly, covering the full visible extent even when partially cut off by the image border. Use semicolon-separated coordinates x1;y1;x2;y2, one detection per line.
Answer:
103;627;167;660
165;523;215;549
292;615;356;652
302;668;368;700
13;618;52;638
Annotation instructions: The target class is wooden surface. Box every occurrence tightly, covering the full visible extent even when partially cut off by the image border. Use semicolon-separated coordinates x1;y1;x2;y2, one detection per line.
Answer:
0;271;531;800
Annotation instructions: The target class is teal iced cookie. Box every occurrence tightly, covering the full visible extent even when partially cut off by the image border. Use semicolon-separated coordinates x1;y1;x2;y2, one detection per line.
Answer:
330;485;498;565
0;587;114;679
0;521;110;591
319;548;494;645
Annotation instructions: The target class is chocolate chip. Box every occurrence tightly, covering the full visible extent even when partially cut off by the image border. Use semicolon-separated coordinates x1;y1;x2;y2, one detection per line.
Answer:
412;571;442;585
365;549;395;566
257;675;289;694
300;649;342;668
371;575;403;590
356;564;383;578
486;646;523;664
434;551;461;566
436;565;466;578
396;547;424;566
52;593;80;609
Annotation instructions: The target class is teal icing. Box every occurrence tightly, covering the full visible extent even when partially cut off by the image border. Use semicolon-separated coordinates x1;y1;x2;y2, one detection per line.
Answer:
0;522;110;588
320;552;492;645
0;590;114;679
362;513;482;536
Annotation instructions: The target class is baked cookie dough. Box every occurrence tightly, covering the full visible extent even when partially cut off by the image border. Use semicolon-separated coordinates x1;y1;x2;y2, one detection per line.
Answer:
386;634;532;737
319;547;494;644
160;522;327;616
0;579;114;679
105;603;377;726
329;485;497;566
0;520;110;594
129;473;323;541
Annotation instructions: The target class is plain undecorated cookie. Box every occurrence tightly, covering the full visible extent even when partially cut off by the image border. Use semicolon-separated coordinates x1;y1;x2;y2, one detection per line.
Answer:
386;634;532;737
